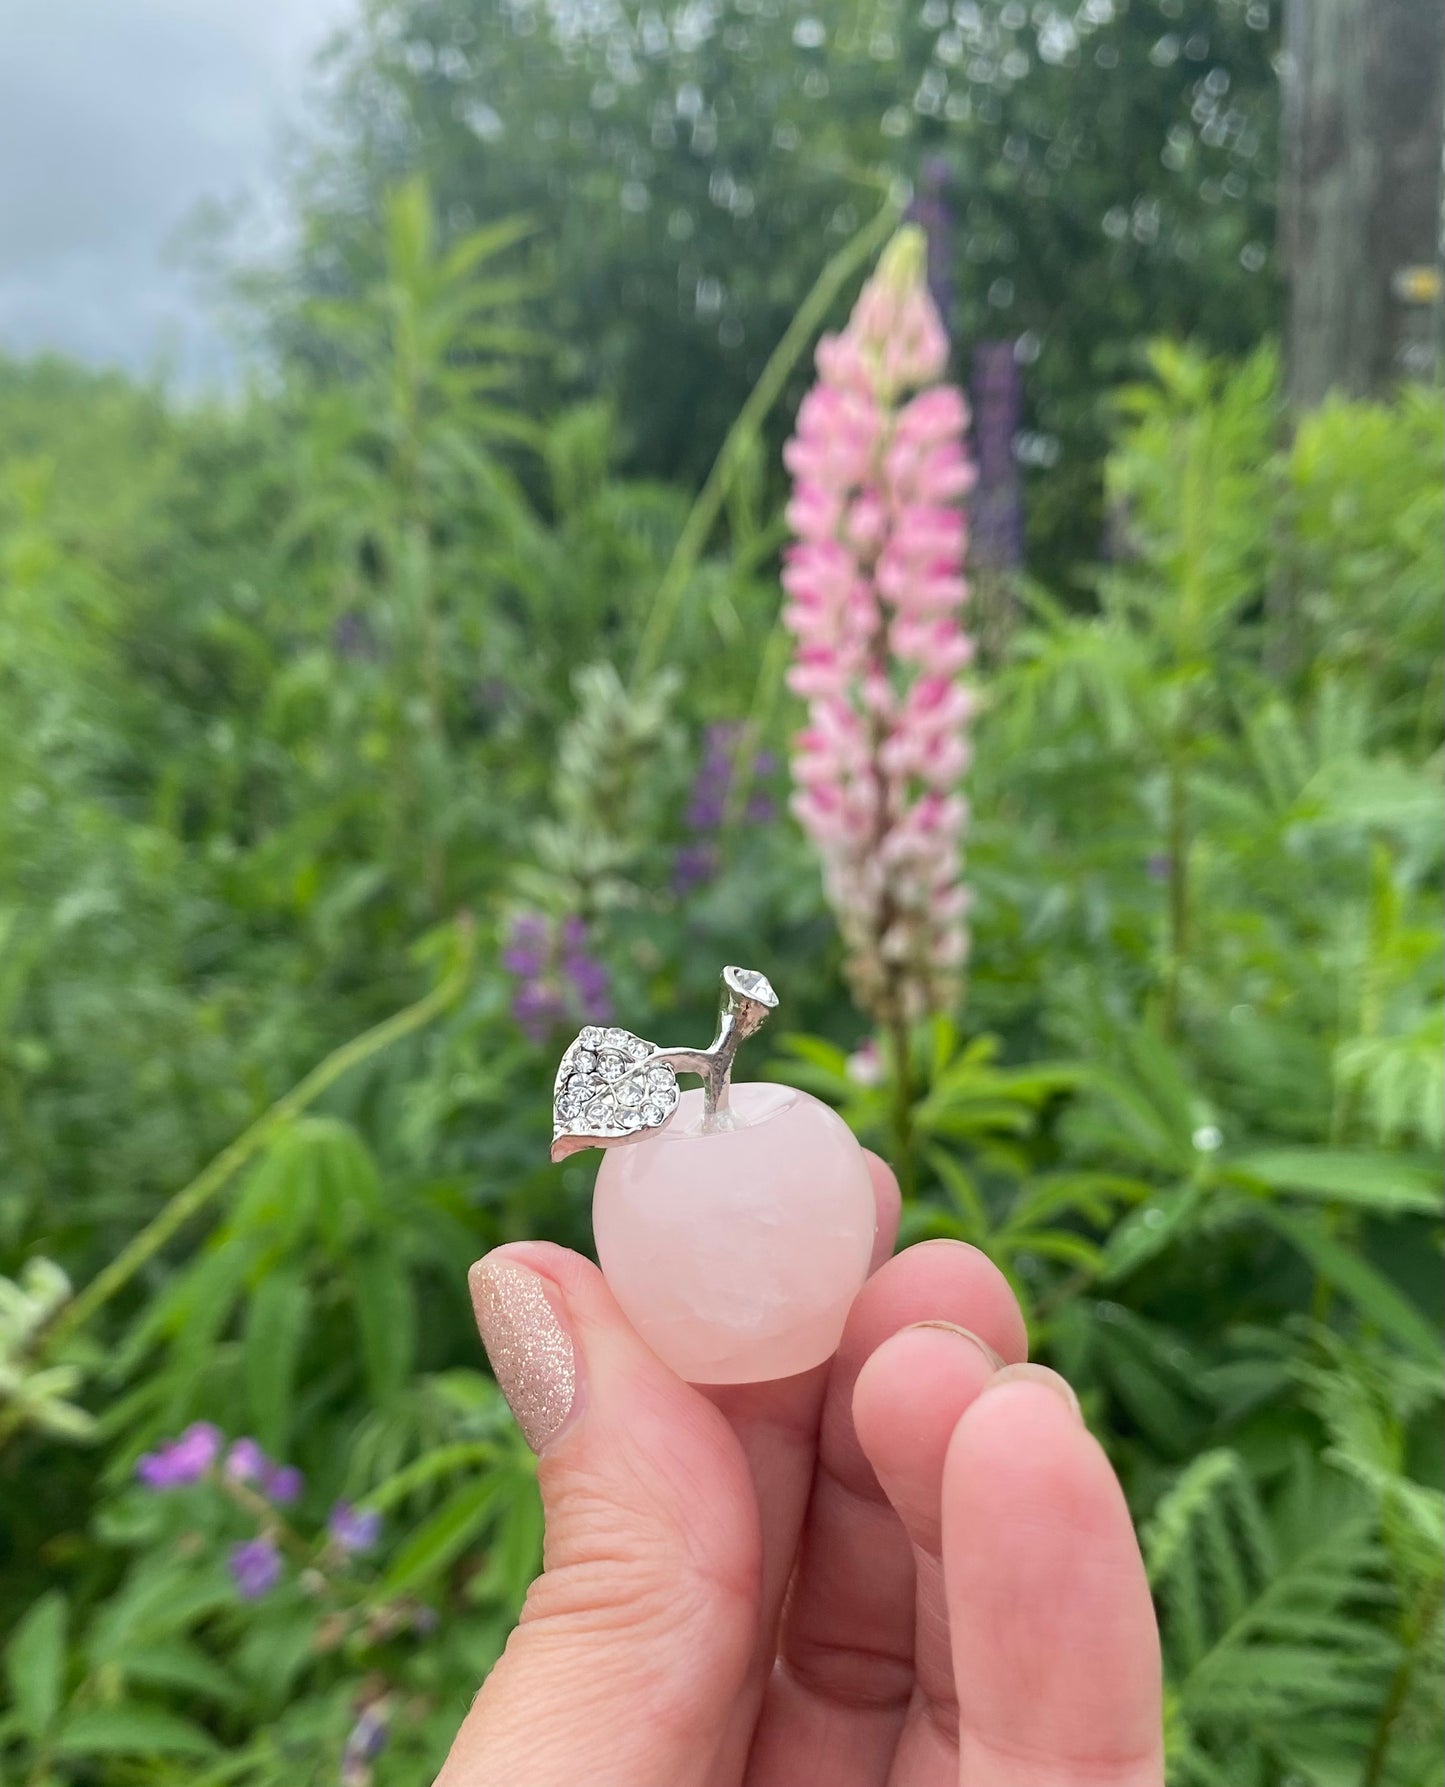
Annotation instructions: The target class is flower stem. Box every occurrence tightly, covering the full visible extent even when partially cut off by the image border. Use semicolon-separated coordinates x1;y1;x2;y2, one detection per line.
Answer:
889;1015;918;1202
47;917;475;1351
631;194;900;687
1162;735;1190;1039
1362;1571;1444;1787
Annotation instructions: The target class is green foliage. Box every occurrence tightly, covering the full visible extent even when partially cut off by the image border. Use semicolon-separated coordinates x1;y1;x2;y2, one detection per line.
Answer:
1;174;1441;1787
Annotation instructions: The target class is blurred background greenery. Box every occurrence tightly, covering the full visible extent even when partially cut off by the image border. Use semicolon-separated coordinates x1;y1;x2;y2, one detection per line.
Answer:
1;2;1442;1784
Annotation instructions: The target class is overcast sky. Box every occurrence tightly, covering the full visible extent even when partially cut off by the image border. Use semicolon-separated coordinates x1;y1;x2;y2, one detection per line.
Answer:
0;0;356;387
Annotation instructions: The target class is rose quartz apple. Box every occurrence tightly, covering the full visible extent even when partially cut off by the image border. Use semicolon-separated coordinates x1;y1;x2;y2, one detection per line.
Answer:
593;1082;876;1384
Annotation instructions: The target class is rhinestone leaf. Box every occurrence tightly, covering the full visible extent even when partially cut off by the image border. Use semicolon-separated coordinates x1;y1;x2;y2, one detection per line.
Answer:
551;1026;681;1160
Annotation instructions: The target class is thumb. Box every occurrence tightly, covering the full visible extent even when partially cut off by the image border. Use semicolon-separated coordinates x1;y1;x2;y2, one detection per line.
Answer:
434;1243;760;1787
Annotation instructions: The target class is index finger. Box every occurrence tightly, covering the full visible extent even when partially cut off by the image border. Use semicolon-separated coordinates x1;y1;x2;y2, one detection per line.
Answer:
944;1378;1165;1787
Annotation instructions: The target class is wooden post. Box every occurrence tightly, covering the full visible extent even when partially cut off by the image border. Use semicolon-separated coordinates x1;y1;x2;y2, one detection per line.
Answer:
1281;0;1444;408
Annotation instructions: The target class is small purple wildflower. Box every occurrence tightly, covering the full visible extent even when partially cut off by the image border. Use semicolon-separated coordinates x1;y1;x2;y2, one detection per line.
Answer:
332;610;379;663
1146;852;1172;883
328;1501;383;1555
135;1421;223;1489
224;1437;268;1484
228;1534;283;1601
846;1039;885;1088
264;1465;305;1506
340;1699;392;1787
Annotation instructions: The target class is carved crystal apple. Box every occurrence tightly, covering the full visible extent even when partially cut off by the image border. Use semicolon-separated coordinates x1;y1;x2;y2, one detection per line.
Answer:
550;968;875;1384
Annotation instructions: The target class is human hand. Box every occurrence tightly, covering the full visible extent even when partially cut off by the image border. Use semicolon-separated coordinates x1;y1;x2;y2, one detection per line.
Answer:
438;1155;1163;1787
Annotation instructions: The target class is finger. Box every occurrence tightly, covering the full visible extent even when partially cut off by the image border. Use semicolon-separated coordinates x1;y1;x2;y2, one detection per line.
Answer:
746;1241;1027;1787
852;1323;1002;1787
865;1149;904;1271
944;1373;1165;1787
437;1243;759;1787
704;1151;900;1786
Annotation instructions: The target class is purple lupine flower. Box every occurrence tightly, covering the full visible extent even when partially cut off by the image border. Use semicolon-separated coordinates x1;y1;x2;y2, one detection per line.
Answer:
562;948;612;1025
135;1421;223;1489
969;340;1025;571
503;909;613;1040
672;842;718;895
228;1534;283;1600
744;748;778;824
511;980;568;1042
224;1437;269;1484
340;1699;392;1787
673;725;777;893
328;1501;383;1555
501;911;550;978
263;1465;305;1506
685;723;741;830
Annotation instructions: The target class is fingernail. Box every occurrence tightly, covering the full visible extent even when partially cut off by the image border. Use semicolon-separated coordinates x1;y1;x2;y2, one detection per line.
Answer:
469;1256;578;1453
906;1321;1006;1371
982;1361;1081;1420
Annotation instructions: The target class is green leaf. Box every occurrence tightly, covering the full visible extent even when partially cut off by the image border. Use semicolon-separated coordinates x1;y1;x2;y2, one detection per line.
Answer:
1012;1231;1107;1273
4;1590;67;1738
773;1033;851;1082
378;1477;506;1599
55;1705;218;1757
1102;1180;1205;1283
1232;1148;1442;1217
363;1441;499;1514
926;1148;989;1242
1260;1209;1444;1365
244;1266;310;1454
352;1246;416;1404
121;1642;245;1707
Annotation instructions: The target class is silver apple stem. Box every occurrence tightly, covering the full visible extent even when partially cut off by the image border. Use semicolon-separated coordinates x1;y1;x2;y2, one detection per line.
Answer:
652;965;779;1130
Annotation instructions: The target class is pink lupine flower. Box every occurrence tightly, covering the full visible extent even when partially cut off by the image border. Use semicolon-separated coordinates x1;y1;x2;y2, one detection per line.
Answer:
782;226;975;1028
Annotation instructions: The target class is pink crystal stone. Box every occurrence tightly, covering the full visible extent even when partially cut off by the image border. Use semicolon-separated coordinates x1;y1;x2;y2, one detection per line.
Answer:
592;1082;876;1384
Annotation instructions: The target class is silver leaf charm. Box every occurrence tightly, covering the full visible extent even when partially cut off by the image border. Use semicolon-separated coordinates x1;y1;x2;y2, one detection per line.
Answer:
546;967;778;1163
550;1025;680;1162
